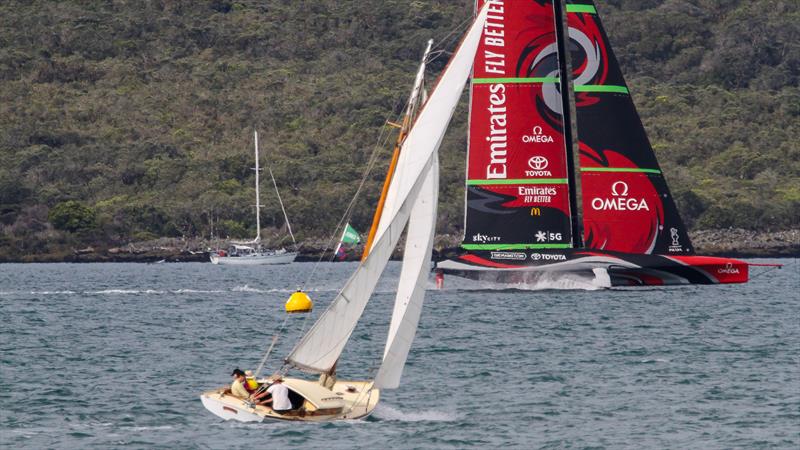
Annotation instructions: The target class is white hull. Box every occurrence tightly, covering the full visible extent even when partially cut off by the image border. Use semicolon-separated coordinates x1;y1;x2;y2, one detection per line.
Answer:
210;252;297;265
200;395;265;422
201;378;379;423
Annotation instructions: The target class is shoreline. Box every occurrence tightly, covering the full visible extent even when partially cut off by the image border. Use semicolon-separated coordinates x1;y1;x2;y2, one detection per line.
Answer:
1;229;797;263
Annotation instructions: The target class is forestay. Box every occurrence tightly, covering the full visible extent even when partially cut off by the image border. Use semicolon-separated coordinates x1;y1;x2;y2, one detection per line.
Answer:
285;5;490;374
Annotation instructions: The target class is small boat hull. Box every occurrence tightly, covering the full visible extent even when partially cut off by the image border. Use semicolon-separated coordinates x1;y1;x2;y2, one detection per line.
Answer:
210;251;297;265
201;378;379;423
200;394;265;422
437;248;749;286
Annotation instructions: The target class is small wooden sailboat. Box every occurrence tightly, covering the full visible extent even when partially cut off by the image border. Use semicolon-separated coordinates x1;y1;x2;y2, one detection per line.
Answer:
200;6;491;422
210;130;298;265
436;0;781;286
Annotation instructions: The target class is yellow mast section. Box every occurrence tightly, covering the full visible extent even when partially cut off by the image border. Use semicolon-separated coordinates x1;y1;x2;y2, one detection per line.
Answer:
361;117;411;261
362;40;433;261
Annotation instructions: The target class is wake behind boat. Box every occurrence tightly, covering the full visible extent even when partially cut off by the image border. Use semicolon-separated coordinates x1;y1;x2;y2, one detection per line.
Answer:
201;6;490;423
210;130;297;265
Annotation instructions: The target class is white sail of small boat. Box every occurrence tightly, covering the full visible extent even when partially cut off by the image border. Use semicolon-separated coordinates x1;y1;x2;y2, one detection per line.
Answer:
210;130;298;265
200;5;490;422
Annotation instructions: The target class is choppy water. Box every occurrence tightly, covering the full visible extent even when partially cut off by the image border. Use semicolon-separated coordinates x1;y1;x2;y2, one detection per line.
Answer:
1;260;798;449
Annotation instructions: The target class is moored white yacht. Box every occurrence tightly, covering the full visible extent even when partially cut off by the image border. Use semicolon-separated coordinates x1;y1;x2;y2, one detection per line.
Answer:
210;130;297;265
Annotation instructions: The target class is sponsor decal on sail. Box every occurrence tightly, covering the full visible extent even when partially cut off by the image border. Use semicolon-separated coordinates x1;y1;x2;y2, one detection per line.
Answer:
482;1;509;181
668;227;682;253
483;0;506;73
472;233;501;243
486;83;508;179
525;155;553;177
535;230;563;242
522;126;555;144
518;185;557;204
590;181;649;211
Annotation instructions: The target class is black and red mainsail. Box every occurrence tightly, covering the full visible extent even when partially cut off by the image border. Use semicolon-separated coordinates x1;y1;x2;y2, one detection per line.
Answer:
439;0;758;286
464;0;576;251
565;0;693;255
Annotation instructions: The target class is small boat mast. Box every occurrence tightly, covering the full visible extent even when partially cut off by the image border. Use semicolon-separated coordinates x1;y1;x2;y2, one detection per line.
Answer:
362;39;434;260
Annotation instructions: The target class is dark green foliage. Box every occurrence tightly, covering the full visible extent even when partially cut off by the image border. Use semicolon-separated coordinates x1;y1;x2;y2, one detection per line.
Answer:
0;0;797;255
48;201;96;232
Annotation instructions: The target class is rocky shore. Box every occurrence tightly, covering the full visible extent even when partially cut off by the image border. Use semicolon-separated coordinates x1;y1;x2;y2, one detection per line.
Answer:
687;228;799;258
1;228;797;263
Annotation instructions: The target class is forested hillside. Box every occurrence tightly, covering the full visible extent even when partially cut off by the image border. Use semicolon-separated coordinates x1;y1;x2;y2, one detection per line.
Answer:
1;0;798;258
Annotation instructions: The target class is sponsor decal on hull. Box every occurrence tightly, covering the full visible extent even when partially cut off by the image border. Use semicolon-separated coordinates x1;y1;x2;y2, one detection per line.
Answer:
718;262;740;275
530;253;567;261
490;251;527;261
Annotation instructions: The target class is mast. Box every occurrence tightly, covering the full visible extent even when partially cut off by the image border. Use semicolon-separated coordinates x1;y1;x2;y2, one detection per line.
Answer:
553;0;582;247
362;39;433;261
285;8;490;373
253;130;262;243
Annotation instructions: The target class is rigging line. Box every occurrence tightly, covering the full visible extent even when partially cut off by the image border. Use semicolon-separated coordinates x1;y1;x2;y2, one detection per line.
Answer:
424;15;472;66
254;314;291;378
749;264;782;280
299;123;393;287
345;366;380;415
267;165;297;248
430;14;473;55
286;109;404;364
299;95;410;290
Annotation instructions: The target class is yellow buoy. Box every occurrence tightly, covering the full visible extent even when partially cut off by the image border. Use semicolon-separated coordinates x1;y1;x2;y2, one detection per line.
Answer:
285;290;313;313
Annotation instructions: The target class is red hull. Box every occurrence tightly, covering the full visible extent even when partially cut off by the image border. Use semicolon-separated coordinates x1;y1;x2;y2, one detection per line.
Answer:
436;249;751;286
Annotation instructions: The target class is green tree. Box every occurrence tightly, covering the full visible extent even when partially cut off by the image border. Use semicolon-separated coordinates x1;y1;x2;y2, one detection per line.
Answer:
48;201;96;232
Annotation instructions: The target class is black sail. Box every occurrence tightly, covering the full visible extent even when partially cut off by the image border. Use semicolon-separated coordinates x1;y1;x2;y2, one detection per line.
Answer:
565;0;694;255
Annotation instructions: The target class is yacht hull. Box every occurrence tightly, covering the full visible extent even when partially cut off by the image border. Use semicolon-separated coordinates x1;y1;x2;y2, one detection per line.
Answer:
437;248;749;286
210;252;297;265
201;378;379;423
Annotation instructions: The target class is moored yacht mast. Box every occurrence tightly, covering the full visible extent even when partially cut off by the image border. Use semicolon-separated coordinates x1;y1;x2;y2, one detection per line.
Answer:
253;130;262;243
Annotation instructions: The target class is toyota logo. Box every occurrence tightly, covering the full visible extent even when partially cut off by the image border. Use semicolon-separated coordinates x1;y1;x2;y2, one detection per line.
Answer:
528;156;549;171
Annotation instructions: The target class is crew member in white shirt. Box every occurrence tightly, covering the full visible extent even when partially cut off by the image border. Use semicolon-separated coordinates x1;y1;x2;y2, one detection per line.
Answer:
252;378;292;413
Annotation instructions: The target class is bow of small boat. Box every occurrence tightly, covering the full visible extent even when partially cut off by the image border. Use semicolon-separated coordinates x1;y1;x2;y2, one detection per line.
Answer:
200;389;264;423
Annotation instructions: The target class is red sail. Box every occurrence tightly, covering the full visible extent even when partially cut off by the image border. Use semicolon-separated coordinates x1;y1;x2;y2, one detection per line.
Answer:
566;0;694;255
463;0;574;251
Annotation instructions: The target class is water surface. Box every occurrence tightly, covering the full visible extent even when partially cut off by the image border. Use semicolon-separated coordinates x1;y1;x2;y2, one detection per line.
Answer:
1;260;798;448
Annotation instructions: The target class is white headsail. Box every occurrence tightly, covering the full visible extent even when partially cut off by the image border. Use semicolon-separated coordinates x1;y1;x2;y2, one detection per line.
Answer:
374;152;438;389
373;37;437;389
285;5;490;374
